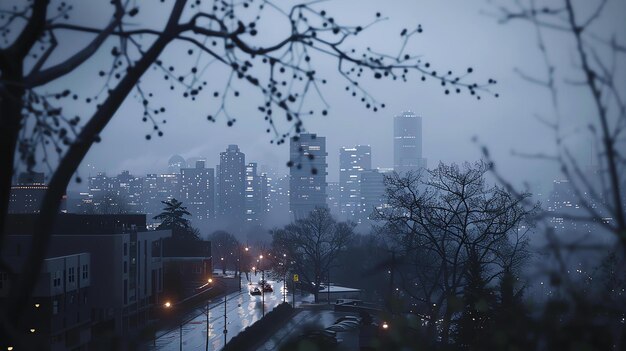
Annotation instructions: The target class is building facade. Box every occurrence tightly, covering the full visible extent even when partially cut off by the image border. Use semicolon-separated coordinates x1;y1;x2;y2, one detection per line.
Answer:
289;134;328;219
339;145;372;221
9;172;48;214
218;145;246;222
244;162;267;223
394;111;426;174
180;160;215;222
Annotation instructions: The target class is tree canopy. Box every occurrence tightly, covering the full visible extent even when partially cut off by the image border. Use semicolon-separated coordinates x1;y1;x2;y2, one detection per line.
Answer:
271;207;355;302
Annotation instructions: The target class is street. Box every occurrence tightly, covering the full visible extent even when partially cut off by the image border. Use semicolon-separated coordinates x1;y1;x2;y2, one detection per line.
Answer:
148;277;288;350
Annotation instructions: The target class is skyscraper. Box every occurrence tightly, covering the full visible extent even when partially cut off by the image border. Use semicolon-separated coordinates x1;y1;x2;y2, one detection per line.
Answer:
289;133;328;219
360;169;389;221
244;162;268;223
394;111;426;174
218;145;246;221
339;145;372;221
8;172;48;214
180;160;215;222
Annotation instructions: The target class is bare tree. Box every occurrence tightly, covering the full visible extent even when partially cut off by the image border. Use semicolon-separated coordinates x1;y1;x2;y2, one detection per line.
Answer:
484;2;626;347
0;0;496;344
374;161;533;343
486;0;625;252
271;207;355;303
209;230;240;274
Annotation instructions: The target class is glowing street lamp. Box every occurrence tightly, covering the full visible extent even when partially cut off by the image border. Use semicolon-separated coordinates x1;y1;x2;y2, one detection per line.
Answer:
164;301;172;308
382;322;389;330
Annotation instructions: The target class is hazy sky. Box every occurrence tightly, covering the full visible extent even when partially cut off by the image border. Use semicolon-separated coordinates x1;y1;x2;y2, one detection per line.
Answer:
25;0;623;192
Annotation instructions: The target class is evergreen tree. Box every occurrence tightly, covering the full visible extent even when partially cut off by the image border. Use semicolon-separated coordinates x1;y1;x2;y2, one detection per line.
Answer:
154;198;199;240
457;248;495;350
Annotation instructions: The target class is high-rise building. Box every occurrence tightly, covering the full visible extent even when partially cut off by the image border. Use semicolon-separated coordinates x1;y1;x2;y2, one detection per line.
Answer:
8;172;48;214
218;145;245;221
326;182;341;217
289;133;328;219
116;170;143;213
266;173;290;221
339;145;372;221
142;173;179;225
360;169;389;221
244;162;268;223
87;171;143;214
180;160;215;222
394;111;426;174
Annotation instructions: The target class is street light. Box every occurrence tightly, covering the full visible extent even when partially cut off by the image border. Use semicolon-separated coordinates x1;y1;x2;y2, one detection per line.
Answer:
207;278;228;346
205;300;210;351
259;254;265;317
282;254;287;303
164;301;172;308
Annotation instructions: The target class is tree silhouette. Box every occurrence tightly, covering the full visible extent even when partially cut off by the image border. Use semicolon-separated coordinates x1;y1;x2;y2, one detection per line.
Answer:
154;198;191;230
485;0;625;252
373;162;533;343
482;1;626;348
272;207;355;303
208;230;239;274
0;0;497;345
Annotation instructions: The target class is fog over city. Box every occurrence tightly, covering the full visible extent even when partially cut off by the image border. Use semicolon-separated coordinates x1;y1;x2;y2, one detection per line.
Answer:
65;0;623;189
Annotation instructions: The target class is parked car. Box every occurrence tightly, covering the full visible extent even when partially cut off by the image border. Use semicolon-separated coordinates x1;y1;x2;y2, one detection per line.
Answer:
250;287;262;296
262;283;273;292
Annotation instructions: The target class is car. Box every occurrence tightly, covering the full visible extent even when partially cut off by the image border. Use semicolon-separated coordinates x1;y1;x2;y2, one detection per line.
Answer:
335;299;362;306
250;287;262;296
335;316;361;324
262;283;273;292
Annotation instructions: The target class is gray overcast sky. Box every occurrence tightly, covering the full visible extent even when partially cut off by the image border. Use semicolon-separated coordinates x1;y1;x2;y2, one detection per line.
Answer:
44;0;624;192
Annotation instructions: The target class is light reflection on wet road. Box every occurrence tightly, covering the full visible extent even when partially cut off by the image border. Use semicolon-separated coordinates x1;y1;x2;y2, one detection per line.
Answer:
148;278;287;350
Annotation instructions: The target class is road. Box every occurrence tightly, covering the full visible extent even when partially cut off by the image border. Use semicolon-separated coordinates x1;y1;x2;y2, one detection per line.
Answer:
148;277;289;350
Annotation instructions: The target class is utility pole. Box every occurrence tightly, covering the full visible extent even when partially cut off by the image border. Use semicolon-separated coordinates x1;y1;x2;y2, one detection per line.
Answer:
292;280;296;308
327;269;331;305
261;268;265;317
179;324;182;351
205;301;209;351
223;294;227;346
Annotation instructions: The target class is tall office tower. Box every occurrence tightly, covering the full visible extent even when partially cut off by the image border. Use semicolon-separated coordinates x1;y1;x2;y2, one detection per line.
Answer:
218;145;246;221
244;162;268;223
87;171;143;214
326;182;341;218
116;170;143;213
8;172;48;213
394;111;426;174
142;173;159;221
141;173;180;225
266;173;290;221
360;169;389;221
339;145;372;221
289;133;328;219
180;160;215;222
